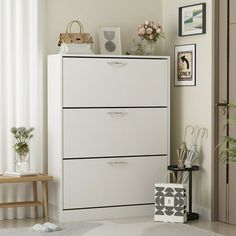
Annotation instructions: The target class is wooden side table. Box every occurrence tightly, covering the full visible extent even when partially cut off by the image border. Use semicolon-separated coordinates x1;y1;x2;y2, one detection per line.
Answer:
0;174;53;221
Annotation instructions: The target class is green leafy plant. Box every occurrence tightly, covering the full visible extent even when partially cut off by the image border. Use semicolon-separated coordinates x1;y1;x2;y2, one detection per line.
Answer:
11;127;34;161
218;101;236;163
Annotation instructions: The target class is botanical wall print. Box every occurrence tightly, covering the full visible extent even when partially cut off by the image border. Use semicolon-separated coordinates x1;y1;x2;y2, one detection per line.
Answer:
99;26;122;55
174;44;196;86
179;3;206;36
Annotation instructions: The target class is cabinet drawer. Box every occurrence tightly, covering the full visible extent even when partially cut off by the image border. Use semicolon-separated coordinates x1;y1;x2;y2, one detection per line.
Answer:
63;108;168;158
63;57;168;107
63;156;167;209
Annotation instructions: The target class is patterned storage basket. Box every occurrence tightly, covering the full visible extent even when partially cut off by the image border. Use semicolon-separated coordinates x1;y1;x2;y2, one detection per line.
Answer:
154;183;187;223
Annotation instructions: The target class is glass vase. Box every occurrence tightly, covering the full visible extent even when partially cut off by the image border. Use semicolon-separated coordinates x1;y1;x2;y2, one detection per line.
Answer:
15;153;30;173
128;40;144;55
143;40;156;55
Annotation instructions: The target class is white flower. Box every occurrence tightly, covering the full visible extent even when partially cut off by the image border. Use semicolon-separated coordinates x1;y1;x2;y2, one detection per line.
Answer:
153;24;157;30
137;20;164;42
146;28;153;35
156;28;161;33
137;27;145;36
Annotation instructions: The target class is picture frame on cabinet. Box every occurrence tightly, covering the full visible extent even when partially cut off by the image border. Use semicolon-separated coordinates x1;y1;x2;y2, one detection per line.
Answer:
179;3;206;36
174;44;196;86
99;26;122;55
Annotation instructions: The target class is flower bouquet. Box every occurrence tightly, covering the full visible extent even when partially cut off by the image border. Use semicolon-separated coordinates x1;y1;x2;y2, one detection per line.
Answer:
137;20;164;55
137;20;164;42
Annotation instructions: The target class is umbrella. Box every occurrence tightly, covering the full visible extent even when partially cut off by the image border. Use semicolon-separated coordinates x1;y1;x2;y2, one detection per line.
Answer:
182;128;207;184
182;144;198;184
177;142;188;168
176;125;194;183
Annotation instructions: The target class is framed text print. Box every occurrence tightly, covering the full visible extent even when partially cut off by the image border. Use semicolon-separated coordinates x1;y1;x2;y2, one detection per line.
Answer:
174;44;196;86
179;3;206;36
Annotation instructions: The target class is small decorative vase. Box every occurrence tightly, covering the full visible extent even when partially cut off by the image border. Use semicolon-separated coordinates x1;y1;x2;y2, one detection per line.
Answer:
15;153;30;173
143;40;156;55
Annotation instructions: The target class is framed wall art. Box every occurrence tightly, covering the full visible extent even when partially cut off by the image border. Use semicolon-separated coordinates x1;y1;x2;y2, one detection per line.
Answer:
99;26;122;55
174;44;196;86
179;3;206;36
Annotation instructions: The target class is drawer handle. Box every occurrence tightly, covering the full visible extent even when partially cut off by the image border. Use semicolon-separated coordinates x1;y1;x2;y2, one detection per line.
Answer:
107;111;127;118
108;161;128;167
107;61;127;67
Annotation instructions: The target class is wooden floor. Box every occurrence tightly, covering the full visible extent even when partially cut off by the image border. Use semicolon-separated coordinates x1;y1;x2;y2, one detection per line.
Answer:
0;217;236;235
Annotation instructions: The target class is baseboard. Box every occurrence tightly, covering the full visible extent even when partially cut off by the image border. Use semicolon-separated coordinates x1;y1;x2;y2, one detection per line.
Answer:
194;206;211;221
55;205;155;222
49;203;211;222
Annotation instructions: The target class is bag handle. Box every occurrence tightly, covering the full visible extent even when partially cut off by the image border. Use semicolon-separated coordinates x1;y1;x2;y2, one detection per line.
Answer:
65;20;84;34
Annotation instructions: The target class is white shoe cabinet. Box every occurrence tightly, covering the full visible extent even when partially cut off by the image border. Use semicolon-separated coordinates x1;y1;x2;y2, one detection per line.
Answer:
47;54;170;222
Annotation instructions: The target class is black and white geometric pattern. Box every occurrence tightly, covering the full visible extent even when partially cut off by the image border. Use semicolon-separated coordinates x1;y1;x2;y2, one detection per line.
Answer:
154;183;187;223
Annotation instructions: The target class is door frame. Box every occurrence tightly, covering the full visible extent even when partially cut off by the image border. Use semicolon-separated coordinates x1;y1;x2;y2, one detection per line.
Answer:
212;0;220;221
213;0;231;222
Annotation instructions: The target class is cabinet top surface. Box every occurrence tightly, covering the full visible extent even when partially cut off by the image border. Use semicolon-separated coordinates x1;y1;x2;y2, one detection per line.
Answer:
48;54;170;60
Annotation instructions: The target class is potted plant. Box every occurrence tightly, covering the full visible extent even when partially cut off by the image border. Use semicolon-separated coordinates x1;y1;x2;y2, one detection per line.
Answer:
11;127;34;172
218;101;236;163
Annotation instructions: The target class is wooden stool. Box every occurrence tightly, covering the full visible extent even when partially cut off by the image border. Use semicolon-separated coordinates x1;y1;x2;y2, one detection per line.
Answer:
0;174;53;221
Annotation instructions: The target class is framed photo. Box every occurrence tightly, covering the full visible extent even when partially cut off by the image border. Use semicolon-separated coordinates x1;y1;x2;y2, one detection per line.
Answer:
99;26;122;55
179;3;206;36
174;44;196;86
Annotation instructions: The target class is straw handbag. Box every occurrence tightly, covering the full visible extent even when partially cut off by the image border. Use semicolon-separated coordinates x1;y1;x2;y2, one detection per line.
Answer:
58;20;93;54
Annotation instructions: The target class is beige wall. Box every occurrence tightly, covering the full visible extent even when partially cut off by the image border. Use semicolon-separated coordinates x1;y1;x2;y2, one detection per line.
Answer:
163;0;214;219
45;0;215;220
46;0;163;55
